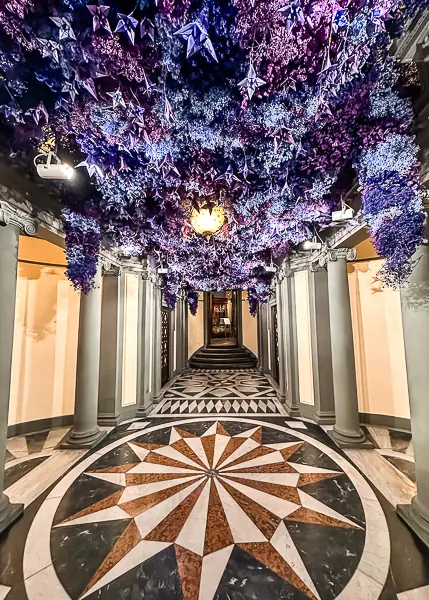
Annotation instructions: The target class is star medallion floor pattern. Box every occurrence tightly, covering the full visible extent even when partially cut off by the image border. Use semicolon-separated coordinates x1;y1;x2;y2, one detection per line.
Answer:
23;418;390;600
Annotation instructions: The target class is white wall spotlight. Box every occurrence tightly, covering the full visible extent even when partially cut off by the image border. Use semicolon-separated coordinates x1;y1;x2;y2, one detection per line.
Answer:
34;151;75;180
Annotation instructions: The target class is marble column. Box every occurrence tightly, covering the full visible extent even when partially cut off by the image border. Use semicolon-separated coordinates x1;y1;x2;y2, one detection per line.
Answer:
282;272;301;417
62;263;107;449
322;249;372;448
0;201;37;535
98;266;124;426
397;230;429;547
308;266;335;424
275;276;288;404
152;283;163;402
136;263;157;417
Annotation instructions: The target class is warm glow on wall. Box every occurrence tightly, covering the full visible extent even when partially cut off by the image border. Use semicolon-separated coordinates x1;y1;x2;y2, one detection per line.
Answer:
190;206;225;236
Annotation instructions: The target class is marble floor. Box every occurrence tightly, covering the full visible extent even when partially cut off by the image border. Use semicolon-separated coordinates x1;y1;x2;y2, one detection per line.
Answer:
0;374;428;600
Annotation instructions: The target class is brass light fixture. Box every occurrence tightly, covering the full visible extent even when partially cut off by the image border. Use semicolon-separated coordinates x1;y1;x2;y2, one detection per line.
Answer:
190;205;225;236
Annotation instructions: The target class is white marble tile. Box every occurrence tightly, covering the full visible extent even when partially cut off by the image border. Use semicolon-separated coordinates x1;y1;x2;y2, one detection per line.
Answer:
119;475;204;504
285;420;307;429
214;478;267;543
376;449;415;463
221;476;297;518
397;585;429;599
0;585;11;600
25;565;71;600
222;449;283;472
366;426;392;449
42;428;70;450
320;424;334;432
6;449;85;508
344;449;416;507
86;472;126;487
127;421;149;431
24;496;63;579
199;545;234;600
175;478;211;555
6;436;28;457
338;567;383;600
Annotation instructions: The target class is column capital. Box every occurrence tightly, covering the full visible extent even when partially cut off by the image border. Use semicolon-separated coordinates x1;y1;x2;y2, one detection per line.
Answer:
101;260;122;277
0;201;38;236
276;264;293;282
319;247;356;267
141;266;159;284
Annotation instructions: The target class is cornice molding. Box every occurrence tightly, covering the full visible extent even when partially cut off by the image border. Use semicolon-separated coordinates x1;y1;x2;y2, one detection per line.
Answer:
0;200;38;236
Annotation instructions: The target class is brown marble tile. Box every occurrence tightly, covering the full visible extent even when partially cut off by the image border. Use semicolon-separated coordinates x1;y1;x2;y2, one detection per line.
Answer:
280;442;304;461
120;477;205;518
145;480;207;542
297;472;342;487
238;542;318;600
249;427;262;444
172;439;208;469
175;545;202;600
216;438;247;468
216;423;230;436
126;472;199;486
59;490;124;525
200;435;216;469
229;461;296;475
222;475;301;504
222;446;275;469
88;464;138;474
204;480;234;556
174;427;197;439
285;507;359;529
79;520;141;598
144;451;202;472
133;442;165;450
219;479;281;540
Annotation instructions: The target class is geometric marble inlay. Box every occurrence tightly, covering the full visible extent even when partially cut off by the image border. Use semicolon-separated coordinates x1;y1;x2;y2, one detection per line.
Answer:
42;421;372;600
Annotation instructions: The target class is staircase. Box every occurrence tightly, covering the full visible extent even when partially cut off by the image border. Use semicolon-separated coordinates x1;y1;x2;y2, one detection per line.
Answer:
189;345;257;370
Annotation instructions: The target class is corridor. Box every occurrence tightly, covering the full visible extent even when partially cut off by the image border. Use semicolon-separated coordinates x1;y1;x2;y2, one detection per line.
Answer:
0;372;427;600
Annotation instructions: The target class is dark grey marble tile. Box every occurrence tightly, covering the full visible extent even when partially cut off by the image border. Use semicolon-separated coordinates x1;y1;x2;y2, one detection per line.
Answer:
25;431;49;455
4;457;48;490
384;455;416;483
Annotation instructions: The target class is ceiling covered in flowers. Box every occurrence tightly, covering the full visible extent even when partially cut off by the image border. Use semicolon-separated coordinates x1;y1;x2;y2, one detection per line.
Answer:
0;0;428;313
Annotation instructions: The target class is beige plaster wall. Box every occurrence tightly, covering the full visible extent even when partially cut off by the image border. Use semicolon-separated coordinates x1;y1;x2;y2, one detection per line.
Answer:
348;259;410;419
242;291;258;357
188;294;204;358
9;237;80;425
122;273;139;406
294;270;315;406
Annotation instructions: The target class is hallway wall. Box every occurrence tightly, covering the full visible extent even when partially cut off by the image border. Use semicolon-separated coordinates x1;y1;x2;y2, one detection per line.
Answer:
9;237;80;426
188;293;204;358
348;258;410;422
242;291;258;357
294;270;315;406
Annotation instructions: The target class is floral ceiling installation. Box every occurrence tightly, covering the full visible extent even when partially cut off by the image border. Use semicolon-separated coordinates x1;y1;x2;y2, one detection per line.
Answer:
0;0;428;311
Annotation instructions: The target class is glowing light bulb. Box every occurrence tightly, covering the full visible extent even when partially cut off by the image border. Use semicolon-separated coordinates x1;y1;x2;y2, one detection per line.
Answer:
190;206;225;235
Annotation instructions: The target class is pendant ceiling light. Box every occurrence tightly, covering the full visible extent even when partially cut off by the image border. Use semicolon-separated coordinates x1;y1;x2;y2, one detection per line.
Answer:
191;206;225;236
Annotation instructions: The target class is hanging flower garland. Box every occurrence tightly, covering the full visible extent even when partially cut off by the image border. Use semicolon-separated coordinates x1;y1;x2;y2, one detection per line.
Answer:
0;0;428;314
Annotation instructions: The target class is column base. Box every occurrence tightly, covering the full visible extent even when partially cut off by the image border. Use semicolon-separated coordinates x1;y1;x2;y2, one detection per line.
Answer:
314;410;336;426
327;427;373;449
97;412;121;427
397;500;429;549
135;404;153;418
0;494;23;537
61;426;108;450
285;400;300;418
